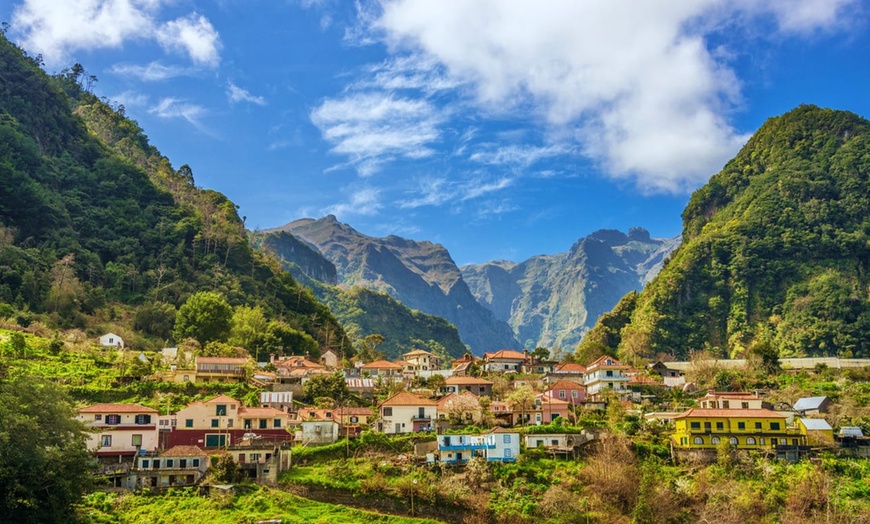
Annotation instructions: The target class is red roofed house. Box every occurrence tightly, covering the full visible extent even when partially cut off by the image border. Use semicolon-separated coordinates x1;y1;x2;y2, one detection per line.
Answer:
161;394;292;448
672;408;806;451
361;360;404;379
77;403;160;457
194;357;249;383
377;391;437;434
699;391;771;410
583;355;631;400
442;376;493;397
482;350;528;373
402;349;439;372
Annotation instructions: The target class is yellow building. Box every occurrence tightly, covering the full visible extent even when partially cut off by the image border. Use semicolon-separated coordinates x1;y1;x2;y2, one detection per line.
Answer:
672;408;806;449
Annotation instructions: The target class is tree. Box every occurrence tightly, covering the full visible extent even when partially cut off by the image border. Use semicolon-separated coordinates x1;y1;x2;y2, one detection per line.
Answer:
134;301;177;339
268;320;318;358
173;291;232;345
229;305;272;358
531;346;551;361
358;334;385;363
0;375;93;523
427;374;446;390
506;386;536;426
444;392;480;424
302;371;350;404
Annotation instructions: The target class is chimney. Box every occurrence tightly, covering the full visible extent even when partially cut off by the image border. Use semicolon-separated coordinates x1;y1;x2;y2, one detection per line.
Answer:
270;353;276;364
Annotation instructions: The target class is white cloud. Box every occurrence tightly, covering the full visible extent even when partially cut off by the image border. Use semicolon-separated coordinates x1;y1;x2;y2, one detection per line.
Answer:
111;61;190;81
156;13;221;67
397;175;514;209
10;0;220;68
149;97;206;127
470;144;573;168
311;93;444;175
371;0;857;193
227;82;267;105
322;187;383;218
111;90;149;108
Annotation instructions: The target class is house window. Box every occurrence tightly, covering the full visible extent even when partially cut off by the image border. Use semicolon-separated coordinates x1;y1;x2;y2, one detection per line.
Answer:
259;419;267;429
693;437;704;445
759;438;765;446
132;434;143;447
716;422;724;430
152;460;160;469
755;422;762;429
770;422;781;430
141;460;149;468
606;370;613;377
192;459;200;467
135;414;151;425
572;390;578;399
94;414;102;421
101;435;112;447
711;437;720;444
690;422;701;430
106;415;121;425
503;435;511;444
325;412;332;418
738;422;746;430
350;416;358;423
216;405;227;416
383;407;393;417
211;419;219;428
183;375;189;382
204;434;227;447
273;419;281;428
179;459;187;468
729;437;738;445
746;437;756;445
185;419;193;428
722;401;730;408
166;459;174;468
251;453;260;462
227;419;233;428
741;402;749;409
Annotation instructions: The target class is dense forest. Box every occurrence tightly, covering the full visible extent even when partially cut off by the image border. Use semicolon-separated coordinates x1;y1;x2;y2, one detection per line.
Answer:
583;106;870;361
0;32;349;358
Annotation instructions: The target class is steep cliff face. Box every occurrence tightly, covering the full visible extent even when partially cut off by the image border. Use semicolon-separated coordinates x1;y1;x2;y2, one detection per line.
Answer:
586;106;870;360
462;229;679;350
260;216;520;354
256;231;338;285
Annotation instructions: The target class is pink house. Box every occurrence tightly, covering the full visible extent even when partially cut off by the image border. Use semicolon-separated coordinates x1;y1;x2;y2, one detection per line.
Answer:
544;379;586;406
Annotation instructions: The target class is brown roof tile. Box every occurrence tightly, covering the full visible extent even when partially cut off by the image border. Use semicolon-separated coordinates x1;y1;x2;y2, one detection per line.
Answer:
79;403;158;414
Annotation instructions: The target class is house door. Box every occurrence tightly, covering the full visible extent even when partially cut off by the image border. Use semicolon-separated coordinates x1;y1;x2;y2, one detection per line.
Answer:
395;423;402;433
456;452;463;462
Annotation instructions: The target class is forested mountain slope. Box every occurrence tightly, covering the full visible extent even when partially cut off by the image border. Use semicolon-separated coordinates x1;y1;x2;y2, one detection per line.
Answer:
584;106;870;361
461;228;678;350
0;34;348;354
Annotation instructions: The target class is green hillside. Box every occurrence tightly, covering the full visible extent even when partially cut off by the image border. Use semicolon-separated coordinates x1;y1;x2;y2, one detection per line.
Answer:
0;33;348;356
586;106;870;361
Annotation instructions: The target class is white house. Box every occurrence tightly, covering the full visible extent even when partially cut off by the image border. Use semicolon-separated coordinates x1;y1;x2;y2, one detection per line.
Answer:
481;350;527;373
300;419;341;445
76;403;159;457
433;428;519;464
99;333;125;348
583;355;631;400
377;391;437;434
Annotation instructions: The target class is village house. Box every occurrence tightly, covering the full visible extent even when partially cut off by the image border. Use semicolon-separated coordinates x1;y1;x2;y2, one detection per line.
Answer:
545;362;586;384
442;376;493;397
377;391;437;434
334;406;374;437
543;379;586;406
134;445;209;489
361;359;404;380
699;391;771;410
583;355;631;400
433;428;520;464
99;332;125;348
797;418;835;446
225;439;292;484
793;396;834;416
346;377;375;401
319;348;341;369
259;391;294;413
77;403;160;458
671;408;807;451
160;394;292;449
481;350;527;373
299;415;341;445
402;349;439;372
523;431;598;456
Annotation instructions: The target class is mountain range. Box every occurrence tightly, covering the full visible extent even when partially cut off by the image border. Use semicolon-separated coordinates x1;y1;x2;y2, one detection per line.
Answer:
258;216;678;354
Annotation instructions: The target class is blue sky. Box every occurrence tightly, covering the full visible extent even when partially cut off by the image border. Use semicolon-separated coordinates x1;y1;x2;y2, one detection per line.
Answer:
2;0;868;265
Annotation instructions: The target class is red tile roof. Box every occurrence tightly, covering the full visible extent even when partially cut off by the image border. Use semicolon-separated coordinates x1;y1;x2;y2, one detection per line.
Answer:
547;379;585;391
553;362;586;373
334;407;374;416
585;355;627;369
673;408;786;419
238;407;288;418
437;391;479;408
379;391;437;407
205;394;240;405
484;350;526;360
161;445;208;457
79;403;158;414
445;376;493;385
362;360;403;369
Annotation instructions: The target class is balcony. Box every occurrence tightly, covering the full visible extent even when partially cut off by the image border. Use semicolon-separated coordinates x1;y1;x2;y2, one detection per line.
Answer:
411;415;432;421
